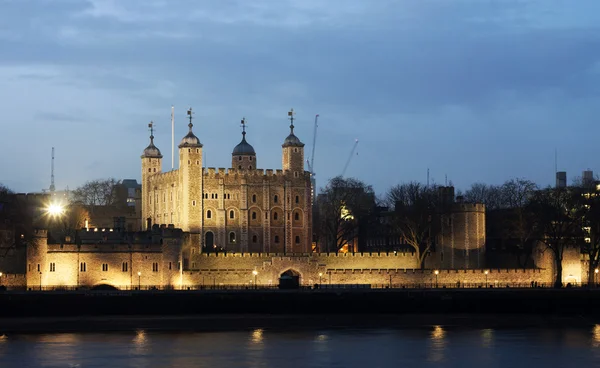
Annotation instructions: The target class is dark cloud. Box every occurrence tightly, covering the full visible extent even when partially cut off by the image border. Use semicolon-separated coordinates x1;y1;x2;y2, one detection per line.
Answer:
1;0;600;193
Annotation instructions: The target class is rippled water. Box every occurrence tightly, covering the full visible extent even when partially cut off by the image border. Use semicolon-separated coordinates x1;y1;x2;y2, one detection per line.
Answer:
2;325;600;367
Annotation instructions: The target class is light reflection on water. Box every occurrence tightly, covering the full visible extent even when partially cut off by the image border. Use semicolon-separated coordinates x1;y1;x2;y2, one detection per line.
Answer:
0;326;600;367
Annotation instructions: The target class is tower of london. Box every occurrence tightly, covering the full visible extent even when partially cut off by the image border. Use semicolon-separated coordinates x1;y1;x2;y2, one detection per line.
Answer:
141;109;313;254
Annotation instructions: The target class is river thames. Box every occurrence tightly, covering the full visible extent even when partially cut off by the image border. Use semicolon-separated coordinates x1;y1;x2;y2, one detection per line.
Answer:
1;324;600;367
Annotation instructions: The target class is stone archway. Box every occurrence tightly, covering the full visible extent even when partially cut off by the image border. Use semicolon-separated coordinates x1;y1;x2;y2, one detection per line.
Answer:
205;231;215;250
279;269;301;289
91;283;119;291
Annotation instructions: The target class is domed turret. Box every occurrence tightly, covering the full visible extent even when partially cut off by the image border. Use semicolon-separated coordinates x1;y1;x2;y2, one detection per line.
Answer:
141;121;163;158
178;121;202;148
282;109;304;148
282;108;305;173
232;118;257;170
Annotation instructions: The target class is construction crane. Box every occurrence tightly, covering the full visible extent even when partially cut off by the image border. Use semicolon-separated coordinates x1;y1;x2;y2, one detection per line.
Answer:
341;139;359;177
49;147;56;192
307;114;319;176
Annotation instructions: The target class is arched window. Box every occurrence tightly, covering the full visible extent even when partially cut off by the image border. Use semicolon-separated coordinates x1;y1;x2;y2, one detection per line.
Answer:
294;212;300;221
295;236;300;244
248;166;252;169
274;195;278;203
238;156;242;161
249;157;253;161
274;235;280;243
239;165;242;169
229;232;236;243
295;195;299;204
252;235;257;243
252;194;257;203
273;212;278;220
252;212;257;220
206;210;212;219
229;210;234;219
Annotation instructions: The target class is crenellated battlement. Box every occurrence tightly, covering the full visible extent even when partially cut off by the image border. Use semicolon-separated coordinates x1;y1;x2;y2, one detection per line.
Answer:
148;169;179;183
452;202;486;212
202;167;292;179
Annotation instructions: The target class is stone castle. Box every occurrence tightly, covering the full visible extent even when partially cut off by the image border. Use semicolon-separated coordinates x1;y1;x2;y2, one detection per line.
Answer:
141;109;312;255
0;109;587;290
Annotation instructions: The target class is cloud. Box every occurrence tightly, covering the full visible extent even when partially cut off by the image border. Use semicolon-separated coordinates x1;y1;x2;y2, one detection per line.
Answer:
2;0;600;194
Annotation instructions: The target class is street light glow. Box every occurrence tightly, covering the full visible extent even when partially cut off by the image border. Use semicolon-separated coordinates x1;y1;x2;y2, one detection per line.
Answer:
252;270;258;276
434;270;439;275
46;203;64;217
138;271;141;276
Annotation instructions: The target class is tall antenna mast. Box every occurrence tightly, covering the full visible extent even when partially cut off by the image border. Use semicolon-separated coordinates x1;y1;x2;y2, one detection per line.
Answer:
171;105;175;171
427;168;430;188
49;147;56;192
554;148;558;174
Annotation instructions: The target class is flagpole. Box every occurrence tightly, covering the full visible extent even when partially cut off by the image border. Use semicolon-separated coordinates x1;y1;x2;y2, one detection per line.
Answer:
171;105;175;171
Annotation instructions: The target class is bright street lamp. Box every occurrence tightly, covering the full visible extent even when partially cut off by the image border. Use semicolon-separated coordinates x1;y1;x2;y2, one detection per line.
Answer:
46;203;65;217
318;272;323;288
434;270;439;288
138;271;141;290
484;270;489;288
595;268;599;287
252;270;258;289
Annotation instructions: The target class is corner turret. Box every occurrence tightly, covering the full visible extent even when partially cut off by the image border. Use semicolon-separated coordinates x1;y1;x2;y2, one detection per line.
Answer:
282;108;305;176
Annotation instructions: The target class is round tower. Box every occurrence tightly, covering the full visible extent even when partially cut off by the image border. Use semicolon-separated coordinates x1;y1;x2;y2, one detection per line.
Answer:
232;118;256;170
282;108;305;177
141;121;163;230
178;108;203;234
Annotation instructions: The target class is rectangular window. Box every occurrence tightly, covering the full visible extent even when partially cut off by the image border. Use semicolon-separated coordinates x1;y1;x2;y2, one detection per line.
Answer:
49;263;56;272
122;262;128;272
80;262;86;272
28;264;32;272
169;262;172;270
178;262;181;270
102;263;108;272
152;262;159;272
37;264;40;272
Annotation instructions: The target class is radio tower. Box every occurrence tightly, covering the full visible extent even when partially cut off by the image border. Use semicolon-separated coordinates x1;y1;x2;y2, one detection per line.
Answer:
49;147;56;192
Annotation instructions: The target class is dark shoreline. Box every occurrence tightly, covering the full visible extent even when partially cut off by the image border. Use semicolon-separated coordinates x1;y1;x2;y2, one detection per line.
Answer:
1;313;599;334
2;288;600;333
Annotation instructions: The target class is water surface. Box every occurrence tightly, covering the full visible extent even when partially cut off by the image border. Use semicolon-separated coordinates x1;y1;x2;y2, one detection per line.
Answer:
1;325;600;367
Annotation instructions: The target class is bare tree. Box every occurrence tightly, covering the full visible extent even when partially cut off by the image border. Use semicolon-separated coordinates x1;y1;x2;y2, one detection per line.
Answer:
387;182;439;269
500;178;539;267
72;178;121;206
529;187;585;288
317;176;375;252
463;182;503;210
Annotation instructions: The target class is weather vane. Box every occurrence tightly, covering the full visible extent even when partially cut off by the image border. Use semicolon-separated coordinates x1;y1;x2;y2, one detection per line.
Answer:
148;121;154;137
240;117;247;135
187;107;194;127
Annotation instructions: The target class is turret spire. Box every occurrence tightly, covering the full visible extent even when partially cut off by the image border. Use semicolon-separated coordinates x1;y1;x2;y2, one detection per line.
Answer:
148;121;155;142
288;108;295;134
241;117;247;139
187;107;194;131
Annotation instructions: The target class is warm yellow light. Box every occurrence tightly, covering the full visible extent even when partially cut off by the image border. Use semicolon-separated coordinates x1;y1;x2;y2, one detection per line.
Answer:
595;269;599;274
46;203;64;217
252;270;258;276
434;270;439;275
484;270;489;275
319;272;323;277
138;271;141;276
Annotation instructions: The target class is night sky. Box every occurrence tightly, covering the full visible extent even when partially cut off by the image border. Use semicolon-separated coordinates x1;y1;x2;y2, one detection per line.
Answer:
1;0;599;196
